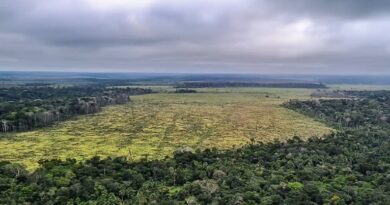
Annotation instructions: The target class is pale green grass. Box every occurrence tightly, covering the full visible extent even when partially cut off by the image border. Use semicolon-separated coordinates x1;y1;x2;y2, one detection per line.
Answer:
0;89;333;170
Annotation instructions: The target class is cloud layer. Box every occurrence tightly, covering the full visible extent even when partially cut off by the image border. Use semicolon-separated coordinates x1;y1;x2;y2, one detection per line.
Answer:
0;0;390;74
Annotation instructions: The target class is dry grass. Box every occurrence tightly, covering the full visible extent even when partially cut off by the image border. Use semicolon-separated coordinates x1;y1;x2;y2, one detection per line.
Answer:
0;88;333;170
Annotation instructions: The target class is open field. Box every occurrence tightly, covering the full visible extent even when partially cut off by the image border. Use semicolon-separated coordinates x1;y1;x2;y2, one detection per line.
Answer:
0;88;333;170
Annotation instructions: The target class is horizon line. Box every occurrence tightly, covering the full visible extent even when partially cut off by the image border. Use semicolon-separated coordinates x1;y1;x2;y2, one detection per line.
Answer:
1;70;390;77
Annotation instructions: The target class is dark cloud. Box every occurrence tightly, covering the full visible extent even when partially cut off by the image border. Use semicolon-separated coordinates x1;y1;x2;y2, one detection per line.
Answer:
265;0;390;19
0;0;390;74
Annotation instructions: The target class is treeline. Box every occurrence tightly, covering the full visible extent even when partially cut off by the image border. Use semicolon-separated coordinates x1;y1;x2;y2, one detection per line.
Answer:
0;91;389;204
0;86;153;132
175;82;327;89
310;90;350;98
286;91;390;129
0;86;151;101
174;89;197;93
310;89;390;99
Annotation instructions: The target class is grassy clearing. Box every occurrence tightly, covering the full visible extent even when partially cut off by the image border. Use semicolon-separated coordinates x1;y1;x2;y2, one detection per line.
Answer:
0;88;333;170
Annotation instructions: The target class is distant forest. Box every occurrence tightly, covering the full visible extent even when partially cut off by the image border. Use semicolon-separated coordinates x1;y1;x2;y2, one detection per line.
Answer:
0;90;389;204
175;82;327;89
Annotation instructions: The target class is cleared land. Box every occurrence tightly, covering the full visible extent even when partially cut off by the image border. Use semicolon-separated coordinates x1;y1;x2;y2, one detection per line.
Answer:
0;88;332;170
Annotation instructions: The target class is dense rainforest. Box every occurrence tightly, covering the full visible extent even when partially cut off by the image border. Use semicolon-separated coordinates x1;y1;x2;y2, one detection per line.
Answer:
0;86;153;132
286;90;390;129
0;91;389;204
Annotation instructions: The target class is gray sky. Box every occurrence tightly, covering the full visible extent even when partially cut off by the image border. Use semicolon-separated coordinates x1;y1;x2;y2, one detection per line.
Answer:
0;0;390;74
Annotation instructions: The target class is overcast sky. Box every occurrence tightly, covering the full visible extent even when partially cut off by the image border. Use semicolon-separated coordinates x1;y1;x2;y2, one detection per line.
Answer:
0;0;390;74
